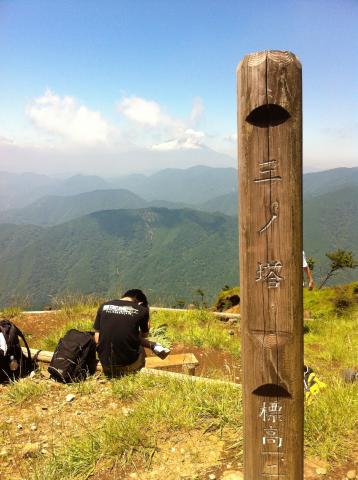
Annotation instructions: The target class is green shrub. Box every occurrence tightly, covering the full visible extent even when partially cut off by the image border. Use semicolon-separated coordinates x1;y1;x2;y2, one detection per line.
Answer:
214;286;240;312
333;292;354;314
330;284;357;315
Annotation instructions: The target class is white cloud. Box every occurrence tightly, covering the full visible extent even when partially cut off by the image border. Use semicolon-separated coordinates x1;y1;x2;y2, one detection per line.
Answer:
189;97;204;125
16;91;213;163
118;95;207;151
0;90;241;174
26;90;115;145
118;96;177;128
152;129;205;151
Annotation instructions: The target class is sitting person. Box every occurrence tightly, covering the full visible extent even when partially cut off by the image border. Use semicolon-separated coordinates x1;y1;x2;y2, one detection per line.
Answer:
94;289;170;377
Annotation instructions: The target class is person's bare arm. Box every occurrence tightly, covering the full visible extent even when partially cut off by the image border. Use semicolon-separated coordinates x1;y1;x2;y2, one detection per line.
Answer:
94;331;100;344
140;330;154;349
304;266;314;290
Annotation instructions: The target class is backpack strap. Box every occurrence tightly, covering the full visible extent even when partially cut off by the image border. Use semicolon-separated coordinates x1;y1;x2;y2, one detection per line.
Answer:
14;325;33;364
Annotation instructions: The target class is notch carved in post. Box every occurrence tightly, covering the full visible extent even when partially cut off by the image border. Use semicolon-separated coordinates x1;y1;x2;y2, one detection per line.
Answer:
253;384;291;398
246;104;290;127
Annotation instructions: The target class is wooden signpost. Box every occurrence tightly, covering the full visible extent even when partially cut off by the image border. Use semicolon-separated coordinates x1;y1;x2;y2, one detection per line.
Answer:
237;51;303;479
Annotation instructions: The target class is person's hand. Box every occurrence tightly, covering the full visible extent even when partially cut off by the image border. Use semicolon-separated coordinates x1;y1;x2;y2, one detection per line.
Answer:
308;280;314;291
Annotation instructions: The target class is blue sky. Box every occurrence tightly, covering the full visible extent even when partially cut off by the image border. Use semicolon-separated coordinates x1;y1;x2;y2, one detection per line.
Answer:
0;0;357;175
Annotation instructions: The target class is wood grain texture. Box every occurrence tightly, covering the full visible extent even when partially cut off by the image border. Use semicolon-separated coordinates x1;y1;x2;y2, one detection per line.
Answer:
237;50;303;479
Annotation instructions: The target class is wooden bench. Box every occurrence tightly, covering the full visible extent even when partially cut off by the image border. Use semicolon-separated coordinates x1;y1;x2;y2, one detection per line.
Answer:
22;348;199;376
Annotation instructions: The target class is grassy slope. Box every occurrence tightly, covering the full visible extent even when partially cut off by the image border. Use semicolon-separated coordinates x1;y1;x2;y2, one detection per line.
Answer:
302;285;358;460
0;286;357;479
0;371;242;480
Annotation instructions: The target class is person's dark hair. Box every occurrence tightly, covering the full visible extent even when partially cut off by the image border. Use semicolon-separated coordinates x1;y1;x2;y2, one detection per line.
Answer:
123;289;148;307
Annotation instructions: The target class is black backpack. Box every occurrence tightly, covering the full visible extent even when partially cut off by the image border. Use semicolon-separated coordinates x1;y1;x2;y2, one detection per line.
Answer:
0;319;36;383
48;329;97;383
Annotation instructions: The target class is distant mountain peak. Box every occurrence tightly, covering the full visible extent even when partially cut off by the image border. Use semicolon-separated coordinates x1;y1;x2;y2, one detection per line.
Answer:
151;129;206;151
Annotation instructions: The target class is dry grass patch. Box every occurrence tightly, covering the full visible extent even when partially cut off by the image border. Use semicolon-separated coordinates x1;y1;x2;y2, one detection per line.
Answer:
29;373;243;480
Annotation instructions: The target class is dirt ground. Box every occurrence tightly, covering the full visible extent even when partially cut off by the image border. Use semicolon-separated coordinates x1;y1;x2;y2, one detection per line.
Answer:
0;373;243;480
13;311;63;345
14;312;242;381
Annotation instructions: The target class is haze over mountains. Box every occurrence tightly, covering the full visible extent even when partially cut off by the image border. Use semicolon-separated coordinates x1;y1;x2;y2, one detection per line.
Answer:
0;165;357;307
2;165;358;222
0;189;190;226
0;172;110;211
0;166;237;212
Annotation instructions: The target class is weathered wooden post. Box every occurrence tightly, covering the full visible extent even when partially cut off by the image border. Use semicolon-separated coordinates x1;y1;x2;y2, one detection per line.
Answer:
237;51;303;479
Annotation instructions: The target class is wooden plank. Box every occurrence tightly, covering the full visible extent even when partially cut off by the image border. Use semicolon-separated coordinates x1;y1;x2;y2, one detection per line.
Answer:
139;367;242;387
21;349;242;386
145;353;198;369
237;51;303;479
22;347;53;363
22;310;60;314
22;348;199;375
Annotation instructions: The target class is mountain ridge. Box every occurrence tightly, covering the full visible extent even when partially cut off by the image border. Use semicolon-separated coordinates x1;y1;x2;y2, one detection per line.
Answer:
2;165;357;224
0;166;357;308
0;207;238;308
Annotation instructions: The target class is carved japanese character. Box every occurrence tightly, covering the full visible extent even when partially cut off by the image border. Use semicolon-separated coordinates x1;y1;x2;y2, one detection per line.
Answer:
259;201;279;233
256;261;283;288
259;401;283;423
262;435;283;448
254;160;282;183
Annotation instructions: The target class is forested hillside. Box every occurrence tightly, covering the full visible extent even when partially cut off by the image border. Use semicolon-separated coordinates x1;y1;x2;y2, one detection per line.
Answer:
0;208;238;308
303;185;358;282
